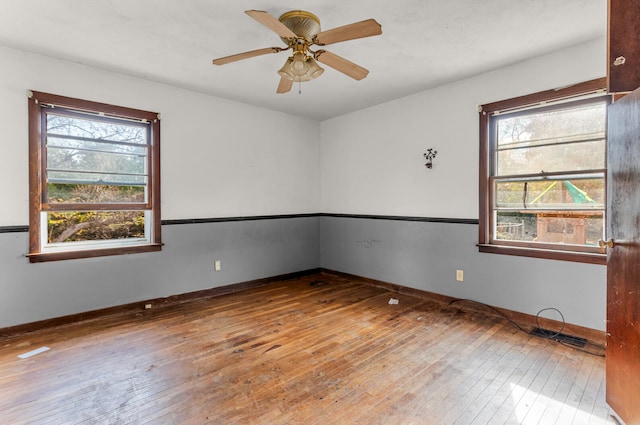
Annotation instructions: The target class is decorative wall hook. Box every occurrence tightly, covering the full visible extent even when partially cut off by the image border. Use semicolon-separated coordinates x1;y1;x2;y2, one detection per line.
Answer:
423;148;437;169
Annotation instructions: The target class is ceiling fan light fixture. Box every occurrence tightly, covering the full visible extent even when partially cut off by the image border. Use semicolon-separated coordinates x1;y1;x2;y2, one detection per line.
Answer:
291;51;308;76
277;57;295;80
278;52;324;82
306;57;324;79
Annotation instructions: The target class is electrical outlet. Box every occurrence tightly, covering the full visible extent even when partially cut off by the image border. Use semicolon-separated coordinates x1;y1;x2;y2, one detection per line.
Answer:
214;260;221;271
456;269;464;282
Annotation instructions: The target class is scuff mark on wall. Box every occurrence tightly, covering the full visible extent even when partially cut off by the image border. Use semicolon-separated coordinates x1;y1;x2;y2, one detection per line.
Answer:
356;239;381;249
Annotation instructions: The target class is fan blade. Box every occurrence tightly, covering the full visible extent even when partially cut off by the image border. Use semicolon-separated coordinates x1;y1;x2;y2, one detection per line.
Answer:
314;19;382;46
277;77;293;94
245;10;298;39
212;47;283;65
315;50;369;80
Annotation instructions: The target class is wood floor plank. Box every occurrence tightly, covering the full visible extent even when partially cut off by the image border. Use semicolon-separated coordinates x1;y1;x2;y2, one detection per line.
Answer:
317;309;493;424
467;336;548;425
571;358;606;425
588;372;616;425
521;351;583;424
482;340;565;424
533;352;584;424
450;330;537;424
0;273;611;425
553;352;596;424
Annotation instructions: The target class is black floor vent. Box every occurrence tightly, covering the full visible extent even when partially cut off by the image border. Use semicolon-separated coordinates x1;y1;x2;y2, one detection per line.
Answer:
529;328;587;347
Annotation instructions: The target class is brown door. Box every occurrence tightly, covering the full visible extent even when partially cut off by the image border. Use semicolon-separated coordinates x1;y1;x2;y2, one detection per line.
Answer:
606;87;640;425
608;0;640;93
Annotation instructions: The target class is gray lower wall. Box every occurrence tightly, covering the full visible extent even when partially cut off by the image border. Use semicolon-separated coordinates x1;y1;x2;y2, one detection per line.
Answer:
1;215;607;331
320;216;607;331
0;216;320;329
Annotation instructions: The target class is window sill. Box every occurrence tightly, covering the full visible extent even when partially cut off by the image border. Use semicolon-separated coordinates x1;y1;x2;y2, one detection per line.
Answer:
477;244;606;265
27;243;162;263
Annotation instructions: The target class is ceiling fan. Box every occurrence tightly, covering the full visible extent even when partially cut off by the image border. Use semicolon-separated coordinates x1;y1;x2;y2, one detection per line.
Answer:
212;10;382;94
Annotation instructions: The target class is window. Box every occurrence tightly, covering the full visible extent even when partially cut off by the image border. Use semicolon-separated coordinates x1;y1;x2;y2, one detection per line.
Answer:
28;91;161;262
479;78;608;264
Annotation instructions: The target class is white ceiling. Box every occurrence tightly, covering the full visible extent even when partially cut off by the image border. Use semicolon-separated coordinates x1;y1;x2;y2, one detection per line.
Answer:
1;0;606;121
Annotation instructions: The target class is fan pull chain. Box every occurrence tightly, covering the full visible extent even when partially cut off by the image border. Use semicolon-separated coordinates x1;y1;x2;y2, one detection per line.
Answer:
298;80;302;94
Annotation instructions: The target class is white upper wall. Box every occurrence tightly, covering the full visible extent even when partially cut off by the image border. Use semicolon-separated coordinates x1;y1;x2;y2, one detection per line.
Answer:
0;46;321;226
0;37;606;226
320;38;606;218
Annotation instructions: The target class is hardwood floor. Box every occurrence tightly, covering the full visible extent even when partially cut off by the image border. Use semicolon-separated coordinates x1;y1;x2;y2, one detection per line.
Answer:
0;273;615;424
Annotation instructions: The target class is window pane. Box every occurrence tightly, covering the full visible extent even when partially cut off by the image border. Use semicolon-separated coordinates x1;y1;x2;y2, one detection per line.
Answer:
47;211;146;243
47;114;147;144
495;178;604;210
497;139;605;175
47;143;147;176
496;102;606;148
47;183;145;204
47;136;147;154
495;211;603;246
47;170;147;186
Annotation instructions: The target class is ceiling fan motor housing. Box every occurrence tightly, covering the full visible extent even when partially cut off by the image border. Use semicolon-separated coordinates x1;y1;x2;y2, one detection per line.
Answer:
278;10;321;43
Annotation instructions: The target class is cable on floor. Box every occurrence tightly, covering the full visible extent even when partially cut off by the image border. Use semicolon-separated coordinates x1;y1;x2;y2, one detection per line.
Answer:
447;298;605;357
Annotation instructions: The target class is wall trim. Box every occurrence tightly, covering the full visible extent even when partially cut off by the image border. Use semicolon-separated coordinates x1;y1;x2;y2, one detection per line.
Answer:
1;214;478;233
0;268;320;338
161;213;319;225
0;225;29;234
319;213;479;225
320;268;606;346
